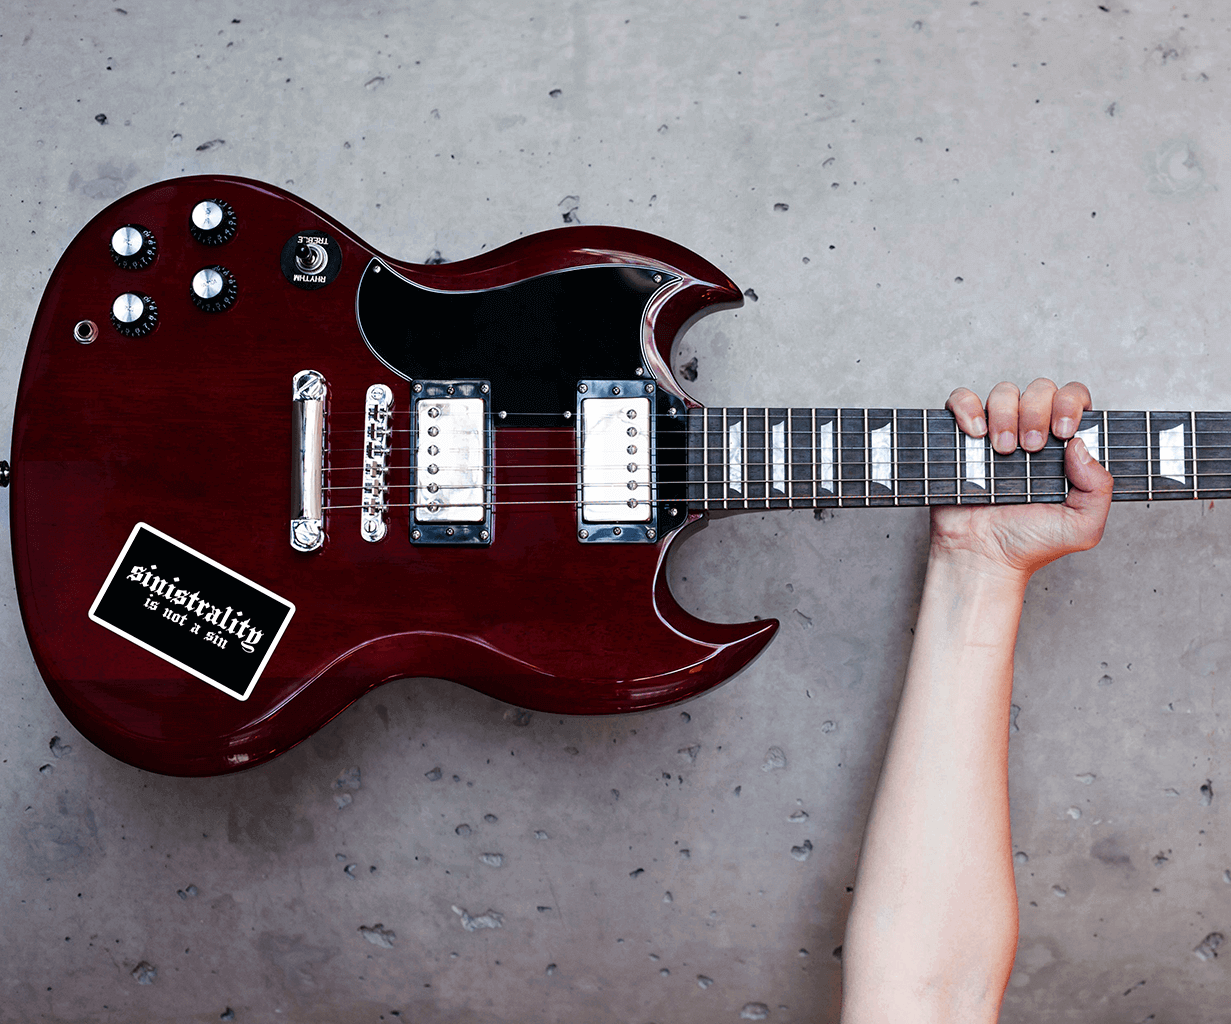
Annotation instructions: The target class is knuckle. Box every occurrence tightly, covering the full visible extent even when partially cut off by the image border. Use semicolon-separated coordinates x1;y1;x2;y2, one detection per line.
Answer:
1062;381;1094;407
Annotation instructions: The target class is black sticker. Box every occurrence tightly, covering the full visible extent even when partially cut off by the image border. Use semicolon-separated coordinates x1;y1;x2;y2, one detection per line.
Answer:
89;524;295;701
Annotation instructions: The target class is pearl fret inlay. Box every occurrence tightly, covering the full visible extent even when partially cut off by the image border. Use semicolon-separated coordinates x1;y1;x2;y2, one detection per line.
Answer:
728;419;743;494
964;435;986;490
771;419;786;494
1160;423;1185;483
820;421;835;493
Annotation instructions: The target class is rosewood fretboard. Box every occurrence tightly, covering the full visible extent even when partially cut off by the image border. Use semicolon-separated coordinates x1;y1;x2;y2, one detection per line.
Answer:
684;408;1231;509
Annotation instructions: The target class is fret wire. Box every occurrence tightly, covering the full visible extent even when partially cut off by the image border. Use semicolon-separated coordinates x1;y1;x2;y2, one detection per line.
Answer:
784;409;792;510
955;419;962;505
922;409;930;506
1107;411;1117;482
1063;416;1071;497
1191;410;1198;500
989;432;996;503
1146;410;1154;501
722;407;730;511
764;406;771;508
837;409;844;508
1026;449;1032;503
892;408;899;506
811;408;818;505
703;408;710;502
864;408;870;506
733;405;739;509
785;410;793;508
743;408;749;511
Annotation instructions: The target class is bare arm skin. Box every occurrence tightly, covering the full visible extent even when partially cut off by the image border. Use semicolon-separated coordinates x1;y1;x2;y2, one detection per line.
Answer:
838;379;1114;1024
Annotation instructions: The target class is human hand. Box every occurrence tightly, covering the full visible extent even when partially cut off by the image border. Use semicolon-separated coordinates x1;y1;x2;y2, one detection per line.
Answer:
930;378;1114;581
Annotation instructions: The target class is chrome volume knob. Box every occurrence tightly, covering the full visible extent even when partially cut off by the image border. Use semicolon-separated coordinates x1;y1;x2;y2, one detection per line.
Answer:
109;223;157;270
110;292;159;337
189;199;237;245
190;265;237;313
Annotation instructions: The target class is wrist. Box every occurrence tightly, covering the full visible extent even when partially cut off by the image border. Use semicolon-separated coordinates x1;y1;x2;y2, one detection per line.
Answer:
916;546;1029;663
926;538;1033;598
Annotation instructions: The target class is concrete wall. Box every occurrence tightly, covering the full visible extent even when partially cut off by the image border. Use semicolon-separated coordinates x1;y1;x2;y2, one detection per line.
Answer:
1;1;1228;1020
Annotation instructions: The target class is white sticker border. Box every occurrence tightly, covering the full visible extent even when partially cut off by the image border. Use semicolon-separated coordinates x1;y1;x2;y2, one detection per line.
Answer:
87;522;296;702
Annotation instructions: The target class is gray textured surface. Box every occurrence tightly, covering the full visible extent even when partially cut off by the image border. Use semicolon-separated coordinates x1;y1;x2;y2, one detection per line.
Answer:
2;1;1229;1021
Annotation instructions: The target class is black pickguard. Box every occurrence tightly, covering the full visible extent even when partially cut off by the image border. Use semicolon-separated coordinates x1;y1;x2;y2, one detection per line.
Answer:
355;261;675;427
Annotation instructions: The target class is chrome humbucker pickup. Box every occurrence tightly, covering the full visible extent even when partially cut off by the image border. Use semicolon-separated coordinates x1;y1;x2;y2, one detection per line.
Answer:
360;384;393;542
576;379;659;543
409;381;493;545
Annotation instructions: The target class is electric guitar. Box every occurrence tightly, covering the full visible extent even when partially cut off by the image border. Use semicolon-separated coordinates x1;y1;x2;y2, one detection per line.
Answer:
7;176;1226;776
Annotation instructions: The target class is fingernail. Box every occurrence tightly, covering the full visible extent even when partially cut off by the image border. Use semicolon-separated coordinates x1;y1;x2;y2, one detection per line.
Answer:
972;416;987;436
995;430;1015;452
1023;430;1044;450
1055;416;1076;437
1075;438;1092;464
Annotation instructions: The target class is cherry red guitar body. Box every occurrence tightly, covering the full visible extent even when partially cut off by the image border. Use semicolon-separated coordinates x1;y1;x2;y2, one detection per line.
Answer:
9;176;777;776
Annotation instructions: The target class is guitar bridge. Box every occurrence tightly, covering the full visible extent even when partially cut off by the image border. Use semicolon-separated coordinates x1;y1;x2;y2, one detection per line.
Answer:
409;381;493;545
360;384;393;542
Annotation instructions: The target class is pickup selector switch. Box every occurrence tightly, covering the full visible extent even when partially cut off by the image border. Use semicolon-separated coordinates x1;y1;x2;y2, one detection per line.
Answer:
190;265;238;313
189;199;237;245
281;230;343;290
110;224;158;270
110;293;159;337
295;241;328;275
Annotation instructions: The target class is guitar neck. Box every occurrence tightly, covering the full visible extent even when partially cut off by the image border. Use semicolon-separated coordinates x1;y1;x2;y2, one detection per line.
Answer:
683;407;1231;510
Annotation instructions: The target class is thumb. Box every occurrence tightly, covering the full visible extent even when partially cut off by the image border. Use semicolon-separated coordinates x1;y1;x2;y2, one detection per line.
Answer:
1061;437;1114;548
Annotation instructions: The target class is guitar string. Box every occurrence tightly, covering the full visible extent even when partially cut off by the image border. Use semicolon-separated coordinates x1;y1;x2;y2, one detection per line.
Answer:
319;411;1231;482
320;467;1223;499
320;438;1231;452
318;484;1220;513
325;428;1231;446
326;411;1231;426
320;470;1223;494
325;416;1231;457
326;408;1231;419
321;454;1218;504
322;445;1231;461
318;451;1231;479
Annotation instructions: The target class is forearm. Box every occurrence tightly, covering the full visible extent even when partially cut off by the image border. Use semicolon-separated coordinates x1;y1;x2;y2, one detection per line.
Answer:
839;548;1026;1024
